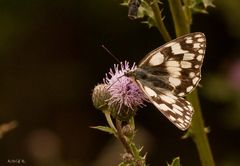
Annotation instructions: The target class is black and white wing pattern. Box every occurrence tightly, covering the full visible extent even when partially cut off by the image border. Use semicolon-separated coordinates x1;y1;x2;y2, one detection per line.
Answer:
129;32;206;130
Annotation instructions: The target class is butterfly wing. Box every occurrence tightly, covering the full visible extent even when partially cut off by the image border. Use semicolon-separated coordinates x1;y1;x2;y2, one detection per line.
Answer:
136;80;193;130
138;32;206;97
131;32;206;130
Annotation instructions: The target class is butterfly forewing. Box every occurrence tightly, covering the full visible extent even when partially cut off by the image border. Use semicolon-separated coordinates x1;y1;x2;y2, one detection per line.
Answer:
138;32;206;96
131;32;206;130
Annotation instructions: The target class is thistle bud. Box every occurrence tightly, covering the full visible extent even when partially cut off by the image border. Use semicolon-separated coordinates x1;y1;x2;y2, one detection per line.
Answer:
122;124;134;137
121;153;134;163
92;84;110;111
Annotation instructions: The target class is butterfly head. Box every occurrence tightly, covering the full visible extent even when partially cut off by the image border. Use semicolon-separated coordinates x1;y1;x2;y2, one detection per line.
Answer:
124;68;134;77
124;68;148;81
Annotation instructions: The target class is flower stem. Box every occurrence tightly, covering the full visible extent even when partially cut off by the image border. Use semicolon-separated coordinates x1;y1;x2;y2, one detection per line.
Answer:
146;0;171;41
115;119;133;155
168;0;189;35
182;0;192;27
166;1;215;166
187;91;215;166
115;119;145;166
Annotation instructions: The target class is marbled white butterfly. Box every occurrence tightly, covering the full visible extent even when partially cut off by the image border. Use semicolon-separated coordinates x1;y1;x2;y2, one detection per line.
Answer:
126;32;206;130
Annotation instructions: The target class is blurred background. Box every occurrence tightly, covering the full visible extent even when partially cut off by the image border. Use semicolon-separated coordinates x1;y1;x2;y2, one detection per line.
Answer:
0;0;240;166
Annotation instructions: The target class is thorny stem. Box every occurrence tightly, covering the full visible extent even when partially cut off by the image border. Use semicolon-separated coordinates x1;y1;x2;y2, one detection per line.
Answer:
146;0;171;41
115;119;133;155
115;119;144;166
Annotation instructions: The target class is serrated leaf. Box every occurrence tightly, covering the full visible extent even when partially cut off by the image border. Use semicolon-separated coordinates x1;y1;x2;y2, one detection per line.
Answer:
190;0;214;13
192;7;208;14
91;126;115;134
167;157;181;166
192;0;214;7
183;0;214;15
202;0;215;8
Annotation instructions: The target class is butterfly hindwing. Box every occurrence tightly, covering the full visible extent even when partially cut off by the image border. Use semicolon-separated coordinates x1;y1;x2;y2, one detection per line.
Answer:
136;81;193;130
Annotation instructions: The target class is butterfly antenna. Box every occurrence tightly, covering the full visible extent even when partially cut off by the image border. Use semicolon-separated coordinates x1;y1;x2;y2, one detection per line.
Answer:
101;44;121;63
101;45;126;90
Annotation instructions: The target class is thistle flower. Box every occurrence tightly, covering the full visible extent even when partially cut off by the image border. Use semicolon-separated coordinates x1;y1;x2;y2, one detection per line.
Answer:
104;61;148;120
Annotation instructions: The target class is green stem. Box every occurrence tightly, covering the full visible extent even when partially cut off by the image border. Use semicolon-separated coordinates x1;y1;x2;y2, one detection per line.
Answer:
183;0;192;27
168;0;189;35
115;119;133;155
146;0;171;41
167;1;215;166
115;119;145;166
187;91;215;166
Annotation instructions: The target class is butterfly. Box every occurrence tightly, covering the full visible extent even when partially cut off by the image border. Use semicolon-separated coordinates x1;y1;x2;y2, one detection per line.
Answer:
126;32;206;130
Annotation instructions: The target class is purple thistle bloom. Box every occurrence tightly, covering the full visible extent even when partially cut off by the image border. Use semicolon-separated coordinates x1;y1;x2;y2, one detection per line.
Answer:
104;61;148;114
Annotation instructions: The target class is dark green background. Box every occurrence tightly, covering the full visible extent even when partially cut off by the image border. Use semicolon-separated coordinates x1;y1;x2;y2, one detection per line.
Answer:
0;0;240;166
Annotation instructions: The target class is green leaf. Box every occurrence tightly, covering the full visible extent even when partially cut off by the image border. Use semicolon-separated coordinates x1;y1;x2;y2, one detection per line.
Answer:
121;0;159;28
183;0;214;15
138;0;158;28
192;0;215;7
167;157;181;166
91;126;115;134
190;0;215;14
202;0;215;8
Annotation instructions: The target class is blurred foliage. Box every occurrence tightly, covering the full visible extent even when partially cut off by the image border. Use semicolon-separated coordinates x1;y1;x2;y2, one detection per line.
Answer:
167;157;181;166
202;59;240;129
0;121;17;138
121;0;214;28
0;0;239;166
216;0;240;37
